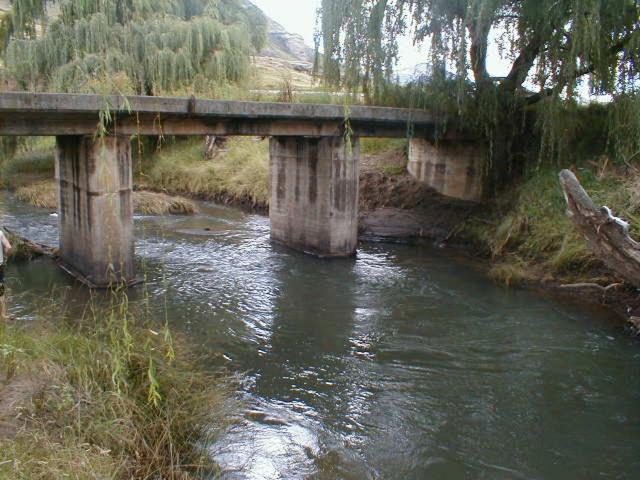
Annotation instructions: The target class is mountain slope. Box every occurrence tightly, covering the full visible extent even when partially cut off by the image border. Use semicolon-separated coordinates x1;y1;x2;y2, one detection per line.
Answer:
260;16;315;64
246;1;316;90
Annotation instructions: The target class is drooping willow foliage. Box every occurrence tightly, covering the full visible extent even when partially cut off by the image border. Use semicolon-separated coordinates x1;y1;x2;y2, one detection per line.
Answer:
319;0;640;171
2;0;267;94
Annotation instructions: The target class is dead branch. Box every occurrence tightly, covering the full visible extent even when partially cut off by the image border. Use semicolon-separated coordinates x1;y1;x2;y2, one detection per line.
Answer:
559;282;623;292
559;169;640;288
2;227;58;260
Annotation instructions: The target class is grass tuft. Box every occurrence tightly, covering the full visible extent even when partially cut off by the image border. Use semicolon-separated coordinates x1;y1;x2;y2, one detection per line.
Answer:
134;191;198;215
15;181;57;209
0;295;233;479
488;260;535;287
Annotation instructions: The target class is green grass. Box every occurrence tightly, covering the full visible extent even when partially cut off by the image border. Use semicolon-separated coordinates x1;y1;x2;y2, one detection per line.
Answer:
0;293;232;479
459;163;638;283
360;138;407;156
0;138;55;188
14;180;198;215
145;137;270;207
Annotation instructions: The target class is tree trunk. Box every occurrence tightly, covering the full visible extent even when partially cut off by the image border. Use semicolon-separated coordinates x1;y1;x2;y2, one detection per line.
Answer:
205;136;217;158
559;169;640;288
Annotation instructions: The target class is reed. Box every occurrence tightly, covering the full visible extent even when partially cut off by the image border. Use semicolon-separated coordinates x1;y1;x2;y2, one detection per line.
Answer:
0;292;234;479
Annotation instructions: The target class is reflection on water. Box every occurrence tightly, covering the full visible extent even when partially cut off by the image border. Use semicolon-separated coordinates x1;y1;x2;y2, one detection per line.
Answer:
2;191;640;479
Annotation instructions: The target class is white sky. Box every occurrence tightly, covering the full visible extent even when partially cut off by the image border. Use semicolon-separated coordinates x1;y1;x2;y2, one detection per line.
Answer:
250;0;429;74
250;0;321;47
250;0;520;79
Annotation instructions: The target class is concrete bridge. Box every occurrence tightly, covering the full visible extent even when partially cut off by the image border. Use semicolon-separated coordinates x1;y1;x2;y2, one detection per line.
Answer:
0;92;484;287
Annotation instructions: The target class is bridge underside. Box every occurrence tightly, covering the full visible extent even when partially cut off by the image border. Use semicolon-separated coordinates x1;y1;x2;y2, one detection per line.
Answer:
2;113;438;138
0;92;484;287
54;133;363;287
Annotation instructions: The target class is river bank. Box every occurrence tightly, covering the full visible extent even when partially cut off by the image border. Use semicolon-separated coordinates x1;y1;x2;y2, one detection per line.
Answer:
4;136;640;331
1;196;638;478
0;293;233;478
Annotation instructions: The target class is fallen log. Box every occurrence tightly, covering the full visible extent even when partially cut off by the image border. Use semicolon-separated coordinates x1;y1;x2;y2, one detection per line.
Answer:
2;227;58;261
559;169;640;288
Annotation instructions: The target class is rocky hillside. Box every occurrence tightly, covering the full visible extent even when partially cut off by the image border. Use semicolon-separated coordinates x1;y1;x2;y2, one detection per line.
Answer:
260;16;314;65
246;1;316;90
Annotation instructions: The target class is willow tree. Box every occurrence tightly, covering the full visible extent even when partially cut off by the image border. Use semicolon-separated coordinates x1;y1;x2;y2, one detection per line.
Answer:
1;0;267;95
319;0;640;184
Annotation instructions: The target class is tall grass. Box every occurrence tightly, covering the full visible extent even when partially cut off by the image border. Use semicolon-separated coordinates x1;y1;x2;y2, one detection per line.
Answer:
0;292;233;479
459;163;639;283
14;181;57;208
360;138;407;156
146;137;270;208
0;138;55;189
14;181;198;215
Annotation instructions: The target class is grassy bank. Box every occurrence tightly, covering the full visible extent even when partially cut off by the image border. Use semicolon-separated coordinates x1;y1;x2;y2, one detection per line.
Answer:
1;143;199;215
14;181;198;215
143;137;270;210
0;138;55;189
457;163;639;287
143;137;408;210
0;294;232;478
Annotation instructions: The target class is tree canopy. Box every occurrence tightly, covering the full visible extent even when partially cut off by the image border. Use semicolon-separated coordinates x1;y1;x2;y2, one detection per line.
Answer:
319;0;640;167
1;0;268;94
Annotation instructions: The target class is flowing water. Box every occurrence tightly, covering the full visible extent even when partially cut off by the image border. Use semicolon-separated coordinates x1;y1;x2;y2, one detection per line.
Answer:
2;191;639;479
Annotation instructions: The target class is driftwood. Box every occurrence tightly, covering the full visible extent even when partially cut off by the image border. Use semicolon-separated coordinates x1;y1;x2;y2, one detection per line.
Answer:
559;282;623;293
2;227;58;261
559;169;640;288
204;136;228;159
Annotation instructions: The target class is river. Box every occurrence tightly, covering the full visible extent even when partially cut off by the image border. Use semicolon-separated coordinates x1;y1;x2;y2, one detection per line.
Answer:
1;192;639;479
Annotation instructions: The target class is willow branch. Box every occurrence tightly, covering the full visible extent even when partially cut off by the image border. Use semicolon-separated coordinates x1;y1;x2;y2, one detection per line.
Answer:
525;33;636;105
499;29;544;94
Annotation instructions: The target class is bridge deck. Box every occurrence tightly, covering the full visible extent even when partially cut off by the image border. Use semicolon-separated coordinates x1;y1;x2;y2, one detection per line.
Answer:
0;92;436;138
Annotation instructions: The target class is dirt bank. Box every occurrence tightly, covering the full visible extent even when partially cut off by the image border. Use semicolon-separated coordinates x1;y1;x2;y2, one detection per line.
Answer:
358;171;478;243
357;153;640;334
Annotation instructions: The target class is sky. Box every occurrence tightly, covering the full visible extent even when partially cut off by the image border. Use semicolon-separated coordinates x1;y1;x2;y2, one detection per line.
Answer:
250;0;542;85
250;0;321;49
250;0;429;75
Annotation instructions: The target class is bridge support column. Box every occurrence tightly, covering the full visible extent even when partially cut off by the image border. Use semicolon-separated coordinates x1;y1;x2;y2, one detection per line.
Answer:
408;138;485;202
55;135;135;287
270;136;360;257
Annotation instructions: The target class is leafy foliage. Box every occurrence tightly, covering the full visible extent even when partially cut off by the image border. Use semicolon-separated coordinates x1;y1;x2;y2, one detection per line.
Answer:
3;0;268;94
319;0;640;170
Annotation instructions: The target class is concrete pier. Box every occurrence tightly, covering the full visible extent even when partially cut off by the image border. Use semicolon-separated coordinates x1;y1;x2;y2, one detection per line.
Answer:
270;136;360;257
408;138;485;202
0;92;489;287
55;136;135;287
